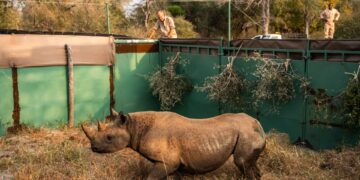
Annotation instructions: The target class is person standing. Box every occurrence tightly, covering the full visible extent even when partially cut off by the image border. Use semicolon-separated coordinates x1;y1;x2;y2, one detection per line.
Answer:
320;3;340;39
149;10;177;39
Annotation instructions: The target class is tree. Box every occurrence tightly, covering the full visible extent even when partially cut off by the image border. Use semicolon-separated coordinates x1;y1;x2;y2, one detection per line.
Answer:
141;0;153;30
262;0;270;34
173;16;199;38
303;0;325;38
167;5;185;17
335;1;360;39
0;1;22;29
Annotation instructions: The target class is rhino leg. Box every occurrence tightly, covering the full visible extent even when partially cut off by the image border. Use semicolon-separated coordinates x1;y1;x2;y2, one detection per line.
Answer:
233;138;264;180
146;162;179;180
234;151;261;180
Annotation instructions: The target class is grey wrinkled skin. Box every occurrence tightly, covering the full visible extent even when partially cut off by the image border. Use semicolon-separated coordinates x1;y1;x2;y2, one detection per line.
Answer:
82;110;266;180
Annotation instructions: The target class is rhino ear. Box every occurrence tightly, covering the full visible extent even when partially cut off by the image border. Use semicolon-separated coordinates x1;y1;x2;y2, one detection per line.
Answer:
115;113;128;127
111;108;119;117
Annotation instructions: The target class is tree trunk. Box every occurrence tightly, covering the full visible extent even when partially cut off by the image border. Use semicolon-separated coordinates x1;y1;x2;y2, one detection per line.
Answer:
142;0;153;30
65;44;74;128
305;16;310;39
304;0;310;39
262;0;270;34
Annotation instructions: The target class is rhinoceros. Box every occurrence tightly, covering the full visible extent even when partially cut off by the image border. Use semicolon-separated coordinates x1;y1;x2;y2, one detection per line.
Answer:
81;109;266;180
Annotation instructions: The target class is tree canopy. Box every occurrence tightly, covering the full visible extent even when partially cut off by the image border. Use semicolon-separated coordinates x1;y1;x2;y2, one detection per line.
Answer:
0;0;359;39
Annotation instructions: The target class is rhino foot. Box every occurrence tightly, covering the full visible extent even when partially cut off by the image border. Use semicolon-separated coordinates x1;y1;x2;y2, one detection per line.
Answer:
146;162;178;180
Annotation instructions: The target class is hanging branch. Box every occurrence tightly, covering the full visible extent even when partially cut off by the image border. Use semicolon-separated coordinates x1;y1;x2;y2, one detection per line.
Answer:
147;52;192;111
306;64;360;129
250;55;309;113
198;56;245;111
341;64;360;128
197;43;246;112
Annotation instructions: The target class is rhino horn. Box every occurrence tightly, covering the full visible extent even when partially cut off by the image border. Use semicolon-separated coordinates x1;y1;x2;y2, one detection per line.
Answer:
81;124;94;140
97;120;106;131
111;108;119;116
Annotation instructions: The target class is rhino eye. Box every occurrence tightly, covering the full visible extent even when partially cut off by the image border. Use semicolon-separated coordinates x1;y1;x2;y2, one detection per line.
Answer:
106;135;114;142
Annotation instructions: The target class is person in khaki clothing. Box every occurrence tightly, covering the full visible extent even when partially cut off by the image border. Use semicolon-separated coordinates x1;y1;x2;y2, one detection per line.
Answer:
149;10;177;39
320;3;340;39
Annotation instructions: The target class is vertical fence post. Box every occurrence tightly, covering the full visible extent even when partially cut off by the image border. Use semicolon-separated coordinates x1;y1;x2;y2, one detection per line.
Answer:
109;64;115;113
106;3;111;34
302;39;311;140
11;67;20;128
228;0;231;46
159;40;163;68
65;44;74;128
218;37;224;114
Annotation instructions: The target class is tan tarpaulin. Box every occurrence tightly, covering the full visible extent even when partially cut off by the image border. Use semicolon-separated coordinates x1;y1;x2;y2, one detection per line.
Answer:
0;34;114;68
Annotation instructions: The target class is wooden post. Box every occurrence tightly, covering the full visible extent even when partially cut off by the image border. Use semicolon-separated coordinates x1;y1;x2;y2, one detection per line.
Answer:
6;67;23;134
65;44;74;128
11;67;20;127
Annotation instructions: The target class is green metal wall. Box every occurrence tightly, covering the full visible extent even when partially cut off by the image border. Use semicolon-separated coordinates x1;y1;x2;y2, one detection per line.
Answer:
114;52;160;113
159;52;305;142
74;66;110;125
306;61;360;149
161;52;220;118
18;66;110;128
18;67;68;128
229;58;306;143
157;42;359;149
0;68;13;135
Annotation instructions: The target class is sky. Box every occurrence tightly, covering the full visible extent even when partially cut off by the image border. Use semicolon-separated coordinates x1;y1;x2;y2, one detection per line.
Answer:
123;0;143;17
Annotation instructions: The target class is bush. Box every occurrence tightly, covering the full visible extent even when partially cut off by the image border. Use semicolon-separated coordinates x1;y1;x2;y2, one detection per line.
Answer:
173;16;199;38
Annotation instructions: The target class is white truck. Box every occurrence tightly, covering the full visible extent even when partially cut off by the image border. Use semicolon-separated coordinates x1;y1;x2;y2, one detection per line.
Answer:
251;34;282;39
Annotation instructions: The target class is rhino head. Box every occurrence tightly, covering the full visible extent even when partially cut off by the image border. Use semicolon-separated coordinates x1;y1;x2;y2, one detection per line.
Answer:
81;109;130;153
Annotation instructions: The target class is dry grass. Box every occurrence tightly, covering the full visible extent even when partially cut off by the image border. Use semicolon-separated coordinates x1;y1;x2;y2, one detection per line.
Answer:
0;128;359;180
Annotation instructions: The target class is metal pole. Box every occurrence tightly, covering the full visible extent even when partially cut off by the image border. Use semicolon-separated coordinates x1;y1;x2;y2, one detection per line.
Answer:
106;3;111;34
218;37;223;114
302;39;311;141
228;0;231;46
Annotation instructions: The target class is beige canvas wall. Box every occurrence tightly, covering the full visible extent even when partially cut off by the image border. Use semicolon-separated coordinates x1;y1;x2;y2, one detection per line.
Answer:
0;34;114;68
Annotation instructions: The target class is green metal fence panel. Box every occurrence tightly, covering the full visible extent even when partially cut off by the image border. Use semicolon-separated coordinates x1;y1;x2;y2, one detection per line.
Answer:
257;60;305;143
221;56;258;115
74;66;110;124
161;52;220;118
0;68;13;135
226;57;305;142
18;67;68;128
114;52;160;113
306;61;360;149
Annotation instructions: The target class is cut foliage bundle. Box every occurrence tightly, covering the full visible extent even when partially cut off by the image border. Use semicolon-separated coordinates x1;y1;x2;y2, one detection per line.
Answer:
251;56;308;113
147;52;192;111
341;66;360;128
197;57;245;111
